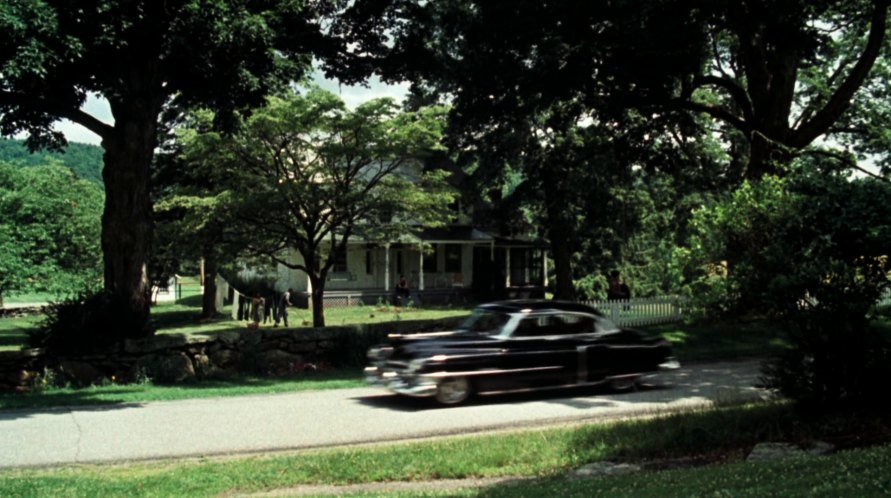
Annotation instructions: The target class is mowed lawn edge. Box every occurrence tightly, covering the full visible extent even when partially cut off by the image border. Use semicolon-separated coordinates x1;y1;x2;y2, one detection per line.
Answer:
0;403;888;497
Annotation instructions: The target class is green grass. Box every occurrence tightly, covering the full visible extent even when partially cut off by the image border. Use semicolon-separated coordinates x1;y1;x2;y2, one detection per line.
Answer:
0;313;40;351
0;370;365;411
649;318;793;361
0;292;58;304
453;444;891;498
0;296;472;347
0;402;887;497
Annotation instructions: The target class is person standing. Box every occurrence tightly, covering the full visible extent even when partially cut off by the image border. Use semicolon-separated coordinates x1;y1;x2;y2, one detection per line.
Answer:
250;292;265;329
393;275;410;305
607;271;631;301
275;288;293;327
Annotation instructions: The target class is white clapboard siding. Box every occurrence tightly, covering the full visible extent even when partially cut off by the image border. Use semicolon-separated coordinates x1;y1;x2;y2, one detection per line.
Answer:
581;296;685;327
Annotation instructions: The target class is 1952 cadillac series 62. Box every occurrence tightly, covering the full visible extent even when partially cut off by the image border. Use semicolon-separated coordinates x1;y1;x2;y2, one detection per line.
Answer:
364;300;680;405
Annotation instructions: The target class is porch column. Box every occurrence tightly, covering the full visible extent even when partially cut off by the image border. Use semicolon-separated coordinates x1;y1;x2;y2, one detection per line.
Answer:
542;249;549;287
384;243;391;291
505;248;511;288
418;242;425;291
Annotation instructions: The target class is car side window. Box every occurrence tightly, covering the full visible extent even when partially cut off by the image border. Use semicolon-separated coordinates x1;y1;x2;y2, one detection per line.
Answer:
593;315;620;335
514;317;541;337
514;314;576;337
562;313;596;334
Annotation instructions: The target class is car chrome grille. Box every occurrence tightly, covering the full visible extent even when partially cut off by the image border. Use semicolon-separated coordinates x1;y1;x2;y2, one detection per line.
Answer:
384;360;411;371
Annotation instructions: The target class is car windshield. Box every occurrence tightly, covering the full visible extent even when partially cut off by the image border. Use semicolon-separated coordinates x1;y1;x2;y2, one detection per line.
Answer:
460;309;512;334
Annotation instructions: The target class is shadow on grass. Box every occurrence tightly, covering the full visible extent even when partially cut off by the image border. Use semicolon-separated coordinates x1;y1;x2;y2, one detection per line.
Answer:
0;369;365;415
0;332;29;348
0;389;145;417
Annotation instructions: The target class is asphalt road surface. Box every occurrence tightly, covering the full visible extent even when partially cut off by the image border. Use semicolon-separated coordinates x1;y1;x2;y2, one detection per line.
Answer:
0;358;767;469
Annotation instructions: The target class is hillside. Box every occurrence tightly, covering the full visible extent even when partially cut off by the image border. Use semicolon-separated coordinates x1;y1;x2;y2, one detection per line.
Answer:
0;138;103;185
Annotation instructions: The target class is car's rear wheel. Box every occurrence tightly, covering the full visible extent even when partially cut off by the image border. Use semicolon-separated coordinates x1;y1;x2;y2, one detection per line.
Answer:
434;376;472;405
609;376;638;392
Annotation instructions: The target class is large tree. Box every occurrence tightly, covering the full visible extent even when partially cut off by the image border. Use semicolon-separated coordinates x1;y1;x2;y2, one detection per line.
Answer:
181;88;456;327
333;1;708;299
336;0;891;299
0;1;336;331
677;0;891;179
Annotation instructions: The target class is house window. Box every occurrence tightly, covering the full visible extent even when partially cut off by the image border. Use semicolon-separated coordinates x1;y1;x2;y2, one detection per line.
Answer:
365;250;373;275
510;248;528;285
445;244;462;273
530;249;543;284
396;251;403;274
333;247;348;273
423;244;438;272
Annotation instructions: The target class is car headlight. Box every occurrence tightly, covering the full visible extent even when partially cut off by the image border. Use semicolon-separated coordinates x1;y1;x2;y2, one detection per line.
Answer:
367;346;393;360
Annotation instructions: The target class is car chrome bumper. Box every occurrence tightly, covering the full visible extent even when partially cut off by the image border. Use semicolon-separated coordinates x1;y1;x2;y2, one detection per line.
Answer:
364;366;438;398
658;357;681;370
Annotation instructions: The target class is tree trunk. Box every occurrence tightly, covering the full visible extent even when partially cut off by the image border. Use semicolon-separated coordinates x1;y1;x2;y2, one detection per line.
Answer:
101;105;159;336
746;133;779;180
201;255;219;318
541;165;577;301
547;223;576;300
310;284;325;327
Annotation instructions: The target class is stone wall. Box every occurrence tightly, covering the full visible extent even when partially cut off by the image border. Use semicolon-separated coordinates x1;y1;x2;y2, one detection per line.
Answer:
0;316;467;393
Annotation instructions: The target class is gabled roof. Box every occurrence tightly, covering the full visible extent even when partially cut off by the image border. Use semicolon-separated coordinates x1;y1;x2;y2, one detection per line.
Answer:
414;225;494;243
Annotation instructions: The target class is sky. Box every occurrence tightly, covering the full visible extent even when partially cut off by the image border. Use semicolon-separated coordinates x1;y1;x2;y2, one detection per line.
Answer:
53;70;409;146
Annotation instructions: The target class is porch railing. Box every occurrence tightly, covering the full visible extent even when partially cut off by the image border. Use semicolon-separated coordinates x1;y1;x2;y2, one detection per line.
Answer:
581;296;686;327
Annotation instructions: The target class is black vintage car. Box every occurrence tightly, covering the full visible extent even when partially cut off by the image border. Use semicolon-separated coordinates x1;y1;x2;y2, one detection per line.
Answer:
364;300;680;405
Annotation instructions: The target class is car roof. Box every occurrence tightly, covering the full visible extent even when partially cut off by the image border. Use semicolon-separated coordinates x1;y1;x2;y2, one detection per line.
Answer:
477;299;603;316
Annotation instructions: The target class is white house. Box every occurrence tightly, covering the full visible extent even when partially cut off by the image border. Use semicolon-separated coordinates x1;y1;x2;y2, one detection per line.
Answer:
275;225;548;307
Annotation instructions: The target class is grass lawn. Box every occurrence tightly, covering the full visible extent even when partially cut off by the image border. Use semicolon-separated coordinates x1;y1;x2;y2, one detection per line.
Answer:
0;402;888;497
0;292;60;304
151;298;472;338
0;369;366;411
0;313;41;352
0;296;472;352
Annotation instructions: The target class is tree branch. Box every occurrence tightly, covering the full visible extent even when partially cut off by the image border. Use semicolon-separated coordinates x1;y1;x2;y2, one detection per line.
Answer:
791;0;890;148
0;91;113;141
692;75;754;124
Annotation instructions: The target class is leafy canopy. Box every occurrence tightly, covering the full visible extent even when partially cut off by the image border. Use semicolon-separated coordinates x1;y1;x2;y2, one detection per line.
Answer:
178;88;456;326
0;162;103;300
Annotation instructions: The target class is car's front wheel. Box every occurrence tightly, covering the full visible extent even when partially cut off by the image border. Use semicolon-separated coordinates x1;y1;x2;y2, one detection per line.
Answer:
434;376;472;405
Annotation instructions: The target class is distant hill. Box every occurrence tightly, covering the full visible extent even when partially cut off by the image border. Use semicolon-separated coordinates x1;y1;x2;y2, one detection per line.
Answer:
0;138;104;185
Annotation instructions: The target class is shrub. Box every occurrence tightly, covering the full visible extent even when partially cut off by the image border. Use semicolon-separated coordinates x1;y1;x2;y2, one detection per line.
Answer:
689;167;891;407
28;289;150;354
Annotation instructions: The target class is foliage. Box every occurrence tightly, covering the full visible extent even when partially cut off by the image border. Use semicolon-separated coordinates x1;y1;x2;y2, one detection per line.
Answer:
178;88;457;327
0;138;103;185
0;0;347;320
152;110;257;317
28;288;150;355
0;162;103;302
689;167;891;406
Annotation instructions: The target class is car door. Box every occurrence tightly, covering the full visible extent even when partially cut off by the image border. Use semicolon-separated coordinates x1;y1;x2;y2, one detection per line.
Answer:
556;313;613;384
583;316;656;379
494;313;579;390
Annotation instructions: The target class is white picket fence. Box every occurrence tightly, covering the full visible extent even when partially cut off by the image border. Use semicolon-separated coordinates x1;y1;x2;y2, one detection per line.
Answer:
581;296;686;327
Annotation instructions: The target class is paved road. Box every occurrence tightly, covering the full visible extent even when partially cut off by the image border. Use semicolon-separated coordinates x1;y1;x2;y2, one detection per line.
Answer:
0;358;767;469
